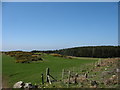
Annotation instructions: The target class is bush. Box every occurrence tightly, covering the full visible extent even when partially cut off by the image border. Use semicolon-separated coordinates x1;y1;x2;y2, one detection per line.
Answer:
50;53;62;57
15;59;30;63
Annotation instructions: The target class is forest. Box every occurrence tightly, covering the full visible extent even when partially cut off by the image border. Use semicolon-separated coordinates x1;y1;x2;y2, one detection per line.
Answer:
31;46;120;58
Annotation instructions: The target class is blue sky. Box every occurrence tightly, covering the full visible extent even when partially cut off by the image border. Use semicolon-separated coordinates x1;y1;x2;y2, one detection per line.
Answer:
2;2;118;51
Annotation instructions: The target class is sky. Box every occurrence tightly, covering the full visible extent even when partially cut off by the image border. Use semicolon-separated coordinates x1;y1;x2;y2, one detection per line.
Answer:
2;2;118;51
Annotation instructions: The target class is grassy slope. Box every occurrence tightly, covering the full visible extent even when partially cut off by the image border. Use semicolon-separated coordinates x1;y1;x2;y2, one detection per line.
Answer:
2;54;99;87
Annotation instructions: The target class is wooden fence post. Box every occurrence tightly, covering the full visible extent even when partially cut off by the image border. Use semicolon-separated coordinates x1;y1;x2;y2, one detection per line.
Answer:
46;68;50;75
48;75;52;84
46;68;49;83
67;70;71;88
62;69;64;80
41;74;44;85
46;68;52;84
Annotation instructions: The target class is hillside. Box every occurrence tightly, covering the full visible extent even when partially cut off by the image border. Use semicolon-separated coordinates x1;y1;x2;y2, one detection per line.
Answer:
2;53;98;88
2;49;119;88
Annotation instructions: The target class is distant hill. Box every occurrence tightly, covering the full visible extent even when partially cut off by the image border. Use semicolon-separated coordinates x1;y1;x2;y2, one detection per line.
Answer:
31;46;120;58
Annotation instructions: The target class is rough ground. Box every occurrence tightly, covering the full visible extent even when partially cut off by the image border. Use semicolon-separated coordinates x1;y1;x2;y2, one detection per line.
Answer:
43;58;120;88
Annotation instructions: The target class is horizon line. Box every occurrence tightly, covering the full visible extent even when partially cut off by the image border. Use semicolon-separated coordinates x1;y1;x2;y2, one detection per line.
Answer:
1;45;119;52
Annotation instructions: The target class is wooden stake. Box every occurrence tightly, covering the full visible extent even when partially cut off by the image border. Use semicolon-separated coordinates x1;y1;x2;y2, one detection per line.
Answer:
62;69;64;80
48;75;52;84
67;70;71;88
41;74;44;85
49;74;57;81
46;68;49;83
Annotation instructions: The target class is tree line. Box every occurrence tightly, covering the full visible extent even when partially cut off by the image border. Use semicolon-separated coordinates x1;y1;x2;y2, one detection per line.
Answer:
31;46;120;58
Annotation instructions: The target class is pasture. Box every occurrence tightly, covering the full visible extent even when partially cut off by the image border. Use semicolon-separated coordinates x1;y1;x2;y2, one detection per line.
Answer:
2;54;99;88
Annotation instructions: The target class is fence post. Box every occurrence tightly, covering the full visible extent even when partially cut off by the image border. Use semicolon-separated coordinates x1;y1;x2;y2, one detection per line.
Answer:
46;68;49;83
48;75;52;84
46;68;52;84
67;70;71;88
62;69;64;80
41;74;44;85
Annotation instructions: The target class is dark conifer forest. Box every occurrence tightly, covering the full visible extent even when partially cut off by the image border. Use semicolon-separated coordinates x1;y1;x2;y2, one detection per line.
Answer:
31;46;120;58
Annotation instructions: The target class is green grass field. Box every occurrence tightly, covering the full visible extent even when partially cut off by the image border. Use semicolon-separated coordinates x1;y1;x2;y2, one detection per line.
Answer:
2;54;99;87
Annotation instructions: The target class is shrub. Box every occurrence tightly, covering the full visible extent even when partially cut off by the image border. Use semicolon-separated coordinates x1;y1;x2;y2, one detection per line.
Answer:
50;53;62;57
15;59;30;63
